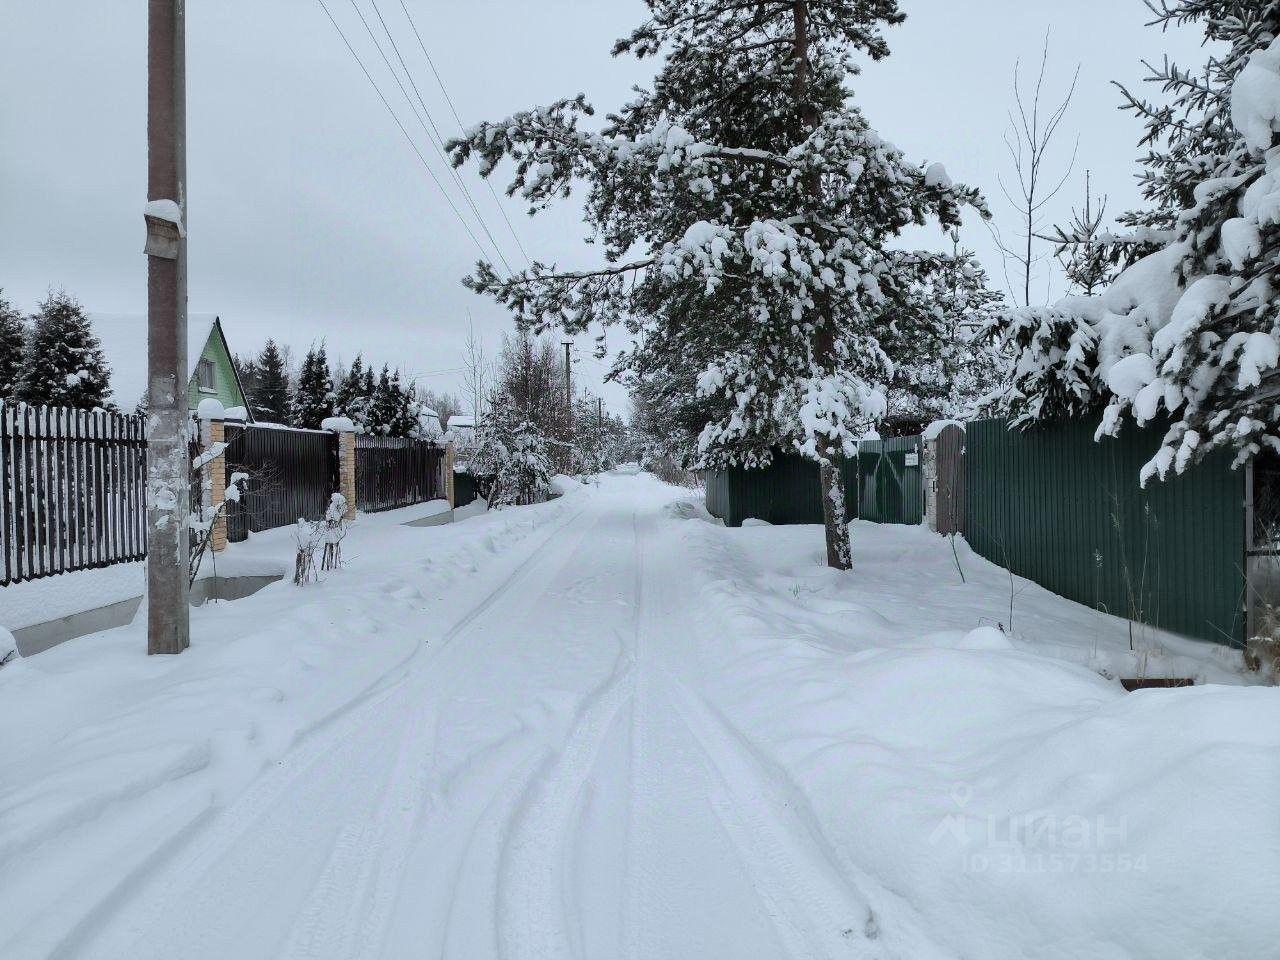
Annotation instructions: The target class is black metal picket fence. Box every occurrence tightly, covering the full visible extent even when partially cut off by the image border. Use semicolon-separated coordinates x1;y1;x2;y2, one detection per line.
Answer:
1;404;445;582
222;423;339;542
0;405;149;585
355;436;444;512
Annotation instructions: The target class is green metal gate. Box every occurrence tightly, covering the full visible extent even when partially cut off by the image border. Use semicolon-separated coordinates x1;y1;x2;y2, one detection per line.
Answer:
855;435;924;525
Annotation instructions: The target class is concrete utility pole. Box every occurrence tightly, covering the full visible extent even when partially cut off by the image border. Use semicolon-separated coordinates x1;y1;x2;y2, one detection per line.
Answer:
145;0;191;654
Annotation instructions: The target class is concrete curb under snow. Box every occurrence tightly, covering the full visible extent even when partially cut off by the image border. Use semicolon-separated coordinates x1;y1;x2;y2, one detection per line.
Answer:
11;574;284;657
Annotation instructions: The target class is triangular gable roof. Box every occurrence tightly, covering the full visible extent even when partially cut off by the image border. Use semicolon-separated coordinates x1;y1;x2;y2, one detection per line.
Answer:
92;313;250;417
206;318;255;421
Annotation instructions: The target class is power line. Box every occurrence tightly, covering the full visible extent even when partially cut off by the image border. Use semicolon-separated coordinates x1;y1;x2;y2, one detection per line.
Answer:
314;0;494;265
407;365;466;378
395;0;533;267
350;0;515;276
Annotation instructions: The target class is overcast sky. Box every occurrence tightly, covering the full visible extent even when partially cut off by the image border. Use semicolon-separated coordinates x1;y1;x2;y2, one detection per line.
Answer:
1;1;1208;414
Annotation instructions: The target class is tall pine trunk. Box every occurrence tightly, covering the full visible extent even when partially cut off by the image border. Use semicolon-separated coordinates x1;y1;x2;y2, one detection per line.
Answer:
794;0;852;570
819;460;851;568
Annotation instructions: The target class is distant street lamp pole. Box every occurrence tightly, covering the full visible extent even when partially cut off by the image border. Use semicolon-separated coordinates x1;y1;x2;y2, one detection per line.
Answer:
144;0;191;654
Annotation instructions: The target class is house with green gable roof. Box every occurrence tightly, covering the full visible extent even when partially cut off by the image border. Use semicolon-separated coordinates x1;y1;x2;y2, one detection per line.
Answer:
92;314;254;419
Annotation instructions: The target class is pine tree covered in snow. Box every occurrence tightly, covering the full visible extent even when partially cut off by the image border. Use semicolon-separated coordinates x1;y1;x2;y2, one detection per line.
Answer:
1044;171;1122;296
252;339;291;423
385;370;421;438
0;291;25;401
366;366;402;436
472;402;554;507
449;0;982;567
993;2;1280;480
291;343;335;429
334;354;371;430
881;238;1007;434
16;291;112;409
235;353;262;408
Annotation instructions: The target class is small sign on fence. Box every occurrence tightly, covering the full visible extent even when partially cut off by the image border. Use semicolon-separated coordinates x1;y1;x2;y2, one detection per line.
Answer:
904;451;919;467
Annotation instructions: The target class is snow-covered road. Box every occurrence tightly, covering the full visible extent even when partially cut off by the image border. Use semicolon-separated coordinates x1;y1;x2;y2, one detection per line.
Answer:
4;473;1278;959
57;477;937;959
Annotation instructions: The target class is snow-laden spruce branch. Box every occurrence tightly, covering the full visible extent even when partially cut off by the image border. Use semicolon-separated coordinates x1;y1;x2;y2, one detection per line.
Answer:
988;8;1280;482
450;106;985;336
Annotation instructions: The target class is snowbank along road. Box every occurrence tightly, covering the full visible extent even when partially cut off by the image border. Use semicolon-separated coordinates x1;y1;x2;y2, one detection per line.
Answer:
2;472;1277;959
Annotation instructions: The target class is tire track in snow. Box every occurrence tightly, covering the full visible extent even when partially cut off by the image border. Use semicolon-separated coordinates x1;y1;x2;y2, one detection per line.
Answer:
378;502;641;959
625;504;797;959
485;509;646;960
493;581;638;960
260;502;607;960
493;654;634;960
631;498;952;959
275;686;436;960
667;679;956;960
71;503;594;960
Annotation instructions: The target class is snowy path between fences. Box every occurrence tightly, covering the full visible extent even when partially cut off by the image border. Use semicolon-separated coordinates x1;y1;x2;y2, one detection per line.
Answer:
1;473;1278;958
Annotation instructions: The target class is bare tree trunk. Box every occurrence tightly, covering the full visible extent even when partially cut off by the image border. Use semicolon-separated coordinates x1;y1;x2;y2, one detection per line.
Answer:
793;0;851;570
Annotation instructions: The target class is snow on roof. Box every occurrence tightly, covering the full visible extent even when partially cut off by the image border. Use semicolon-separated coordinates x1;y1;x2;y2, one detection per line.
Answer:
91;313;219;410
449;415;476;429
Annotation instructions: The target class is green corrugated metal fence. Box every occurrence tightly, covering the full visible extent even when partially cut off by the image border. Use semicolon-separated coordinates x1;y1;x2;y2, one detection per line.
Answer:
701;416;1245;646
702;437;922;528
964;416;1245;646
702;452;830;527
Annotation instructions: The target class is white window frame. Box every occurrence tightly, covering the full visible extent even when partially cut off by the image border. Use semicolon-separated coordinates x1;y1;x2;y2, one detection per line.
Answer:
196;357;216;393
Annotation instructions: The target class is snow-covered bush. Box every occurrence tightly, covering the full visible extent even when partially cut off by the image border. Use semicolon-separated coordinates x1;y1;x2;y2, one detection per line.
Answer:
188;423;248;586
471;416;553;508
292;517;321;586
992;4;1280;482
320;493;350;572
289;495;350;584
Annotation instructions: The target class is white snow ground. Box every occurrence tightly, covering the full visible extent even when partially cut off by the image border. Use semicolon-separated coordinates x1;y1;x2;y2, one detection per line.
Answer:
1;473;1277;959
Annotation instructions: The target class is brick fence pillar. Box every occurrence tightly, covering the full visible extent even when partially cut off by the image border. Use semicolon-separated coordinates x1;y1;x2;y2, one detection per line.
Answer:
199;415;228;552
338;429;357;520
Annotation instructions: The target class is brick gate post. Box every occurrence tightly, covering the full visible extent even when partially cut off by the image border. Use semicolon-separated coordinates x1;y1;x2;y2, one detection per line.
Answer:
196;403;228;552
323;416;358;520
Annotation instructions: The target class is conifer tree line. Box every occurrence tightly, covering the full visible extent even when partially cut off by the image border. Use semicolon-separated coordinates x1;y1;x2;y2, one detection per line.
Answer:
235;341;461;438
0;289;113;410
0;287;460;441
